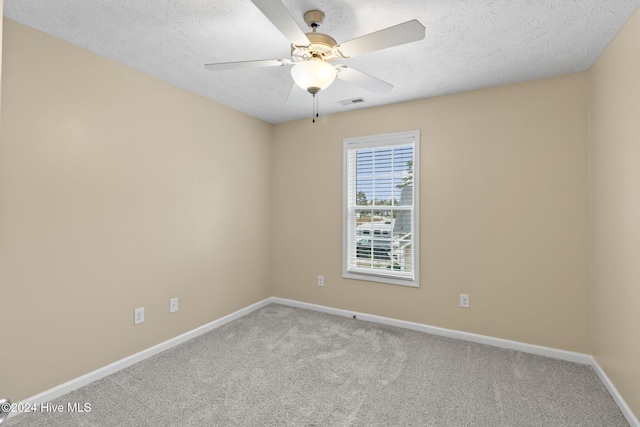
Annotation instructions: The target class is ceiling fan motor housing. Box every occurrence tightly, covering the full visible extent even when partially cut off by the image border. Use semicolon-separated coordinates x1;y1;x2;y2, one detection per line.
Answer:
291;10;340;63
291;32;338;62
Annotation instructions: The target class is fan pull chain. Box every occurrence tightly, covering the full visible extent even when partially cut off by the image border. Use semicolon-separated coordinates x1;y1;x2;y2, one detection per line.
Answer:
312;92;318;123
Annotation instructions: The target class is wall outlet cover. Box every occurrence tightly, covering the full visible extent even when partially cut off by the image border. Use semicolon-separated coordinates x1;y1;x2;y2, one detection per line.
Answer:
460;294;470;308
134;307;145;324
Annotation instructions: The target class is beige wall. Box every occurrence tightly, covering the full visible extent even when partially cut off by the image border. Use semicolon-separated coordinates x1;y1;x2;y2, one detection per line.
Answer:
589;8;640;417
272;73;590;353
0;19;273;401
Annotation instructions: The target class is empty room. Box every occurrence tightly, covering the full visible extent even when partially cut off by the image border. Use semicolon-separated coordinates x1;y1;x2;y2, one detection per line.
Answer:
1;0;639;426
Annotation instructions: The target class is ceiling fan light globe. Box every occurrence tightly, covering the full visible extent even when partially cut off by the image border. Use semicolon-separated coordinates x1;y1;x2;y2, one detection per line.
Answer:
291;60;337;93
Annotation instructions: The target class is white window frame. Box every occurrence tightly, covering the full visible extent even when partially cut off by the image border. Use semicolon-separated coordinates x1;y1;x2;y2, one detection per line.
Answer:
342;130;420;287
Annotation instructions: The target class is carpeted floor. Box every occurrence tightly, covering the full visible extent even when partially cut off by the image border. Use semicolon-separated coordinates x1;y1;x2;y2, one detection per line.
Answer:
8;304;628;426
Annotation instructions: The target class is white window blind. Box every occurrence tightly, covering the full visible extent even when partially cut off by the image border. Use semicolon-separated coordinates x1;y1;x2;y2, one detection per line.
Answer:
343;131;419;287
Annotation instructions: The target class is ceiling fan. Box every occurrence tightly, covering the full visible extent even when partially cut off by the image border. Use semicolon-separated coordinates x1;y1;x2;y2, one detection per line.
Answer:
204;0;425;108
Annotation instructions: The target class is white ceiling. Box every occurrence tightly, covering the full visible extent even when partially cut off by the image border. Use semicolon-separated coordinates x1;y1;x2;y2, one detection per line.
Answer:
4;0;639;124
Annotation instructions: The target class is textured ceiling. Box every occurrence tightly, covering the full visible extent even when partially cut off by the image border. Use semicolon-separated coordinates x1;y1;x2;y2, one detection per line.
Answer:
4;0;640;124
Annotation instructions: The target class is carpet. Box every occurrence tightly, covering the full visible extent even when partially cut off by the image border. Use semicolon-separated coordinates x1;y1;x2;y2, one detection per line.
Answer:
8;304;628;426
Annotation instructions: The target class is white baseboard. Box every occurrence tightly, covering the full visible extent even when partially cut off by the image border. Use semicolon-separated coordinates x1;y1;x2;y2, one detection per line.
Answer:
271;297;592;364
8;298;272;421
272;297;639;426
590;355;640;427
10;296;638;426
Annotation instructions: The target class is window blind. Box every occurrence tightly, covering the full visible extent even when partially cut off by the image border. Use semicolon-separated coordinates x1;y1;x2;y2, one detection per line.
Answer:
343;131;419;286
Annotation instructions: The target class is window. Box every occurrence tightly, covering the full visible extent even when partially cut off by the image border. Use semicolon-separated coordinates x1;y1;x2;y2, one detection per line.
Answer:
343;130;419;287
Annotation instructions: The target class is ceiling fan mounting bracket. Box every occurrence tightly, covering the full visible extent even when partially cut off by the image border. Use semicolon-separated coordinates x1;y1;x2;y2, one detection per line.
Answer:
303;10;325;29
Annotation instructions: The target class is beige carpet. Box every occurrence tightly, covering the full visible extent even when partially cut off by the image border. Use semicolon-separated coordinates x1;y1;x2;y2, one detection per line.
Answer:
8;304;628;426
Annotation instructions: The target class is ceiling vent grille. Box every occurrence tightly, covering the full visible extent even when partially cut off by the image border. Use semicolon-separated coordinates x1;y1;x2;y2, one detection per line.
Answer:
338;97;367;106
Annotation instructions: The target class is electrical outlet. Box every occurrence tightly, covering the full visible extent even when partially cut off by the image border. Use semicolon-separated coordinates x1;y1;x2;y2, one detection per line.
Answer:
134;307;145;324
460;294;470;308
170;297;178;313
318;275;324;286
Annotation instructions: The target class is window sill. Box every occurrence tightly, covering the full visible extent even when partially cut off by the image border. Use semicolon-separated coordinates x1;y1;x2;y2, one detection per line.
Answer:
342;270;419;288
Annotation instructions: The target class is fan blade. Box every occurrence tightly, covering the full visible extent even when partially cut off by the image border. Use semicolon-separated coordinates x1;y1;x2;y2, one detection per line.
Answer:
336;20;425;58
285;84;309;105
205;59;290;71
251;0;310;47
337;66;394;94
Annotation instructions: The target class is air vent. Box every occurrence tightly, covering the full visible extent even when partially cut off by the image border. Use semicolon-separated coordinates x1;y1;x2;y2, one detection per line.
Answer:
338;97;367;106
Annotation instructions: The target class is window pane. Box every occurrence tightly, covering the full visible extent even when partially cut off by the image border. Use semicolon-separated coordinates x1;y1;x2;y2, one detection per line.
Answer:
396;184;413;207
349;208;414;274
356;177;373;205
